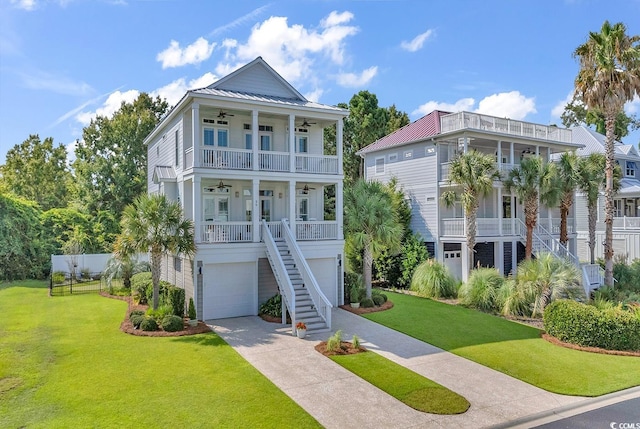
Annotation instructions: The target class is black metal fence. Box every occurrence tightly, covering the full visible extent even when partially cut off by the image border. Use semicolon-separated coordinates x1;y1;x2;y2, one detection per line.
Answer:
49;272;124;296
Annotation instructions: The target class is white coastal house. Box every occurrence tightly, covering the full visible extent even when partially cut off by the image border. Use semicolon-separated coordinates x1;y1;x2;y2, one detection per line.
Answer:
571;125;640;262
145;57;348;333
358;110;604;291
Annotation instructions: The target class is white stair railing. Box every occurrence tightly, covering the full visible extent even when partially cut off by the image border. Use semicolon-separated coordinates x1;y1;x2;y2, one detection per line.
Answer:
261;221;297;332
281;220;332;330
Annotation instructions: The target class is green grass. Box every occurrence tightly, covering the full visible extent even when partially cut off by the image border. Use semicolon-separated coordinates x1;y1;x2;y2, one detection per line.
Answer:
364;292;640;397
0;280;320;428
331;351;469;414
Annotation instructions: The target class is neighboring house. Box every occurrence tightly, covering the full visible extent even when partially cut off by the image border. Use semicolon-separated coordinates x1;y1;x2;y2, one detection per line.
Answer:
572;125;640;262
145;57;348;333
358;110;585;283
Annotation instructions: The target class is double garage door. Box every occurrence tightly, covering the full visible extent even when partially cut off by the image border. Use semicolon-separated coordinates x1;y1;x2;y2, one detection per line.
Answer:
202;262;256;320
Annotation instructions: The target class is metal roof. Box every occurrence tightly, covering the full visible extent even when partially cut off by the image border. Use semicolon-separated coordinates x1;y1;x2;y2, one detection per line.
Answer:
152;166;177;183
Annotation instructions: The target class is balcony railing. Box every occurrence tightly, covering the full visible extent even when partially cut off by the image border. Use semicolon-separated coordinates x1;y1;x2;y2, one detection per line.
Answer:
200;222;252;243
296;154;339;174
201;148;251;170
440;111;572;143
612;216;640;230
295;221;338;240
440;217;574;237
259;151;289;172
440;161;516;182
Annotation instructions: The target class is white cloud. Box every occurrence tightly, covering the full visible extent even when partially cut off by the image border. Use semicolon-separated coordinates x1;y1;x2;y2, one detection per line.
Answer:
412;91;536;120
216;11;359;87
75;89;139;126
157;37;216;69
412;98;475;117
10;0;37;10
476;91;536;119
209;4;270;37
65;139;78;164
336;66;378;88
551;91;574;118
18;69;93;96
151;72;217;107
625;94;640;115
400;29;434;52
304;88;324;102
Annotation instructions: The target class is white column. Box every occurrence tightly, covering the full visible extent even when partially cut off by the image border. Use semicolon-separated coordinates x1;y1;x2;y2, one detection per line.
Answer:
252;110;259;171
289;114;296;173
337;118;344;175
498;186;502;236
463;136;468;153
497;241;504;275
511;240;518;275
510;141;514;165
193;176;201;243
252;179;260;242
289;181;296;238
497;140;502;166
336;181;344;240
461;244;469;282
192;103;200;168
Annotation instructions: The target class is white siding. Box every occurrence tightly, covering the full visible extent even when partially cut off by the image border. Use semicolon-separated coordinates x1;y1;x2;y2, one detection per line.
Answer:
307;258;337;305
215;64;299;99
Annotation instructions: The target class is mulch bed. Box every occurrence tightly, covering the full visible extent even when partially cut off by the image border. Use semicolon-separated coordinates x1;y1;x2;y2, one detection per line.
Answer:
100;292;212;337
339;300;394;315
315;341;367;357
541;334;640;357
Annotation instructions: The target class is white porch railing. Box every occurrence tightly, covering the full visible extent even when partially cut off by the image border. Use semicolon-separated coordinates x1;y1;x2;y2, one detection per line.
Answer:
440;111;573;143
201;148;252;170
281;220;332;331
612;216;640;230
259;151;289;172
261;221;297;333
441;161;515;182
184;147;194;169
296;221;338;240
200;222;252;243
263;221;283;240
295;154;339;174
582;264;604;297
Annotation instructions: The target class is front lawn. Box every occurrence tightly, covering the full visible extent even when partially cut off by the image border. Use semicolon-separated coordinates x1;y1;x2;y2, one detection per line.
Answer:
0;281;320;428
364;292;640;396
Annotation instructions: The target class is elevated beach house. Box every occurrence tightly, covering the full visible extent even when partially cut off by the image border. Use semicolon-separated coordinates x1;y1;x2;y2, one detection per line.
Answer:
357;110;600;286
145;57;348;333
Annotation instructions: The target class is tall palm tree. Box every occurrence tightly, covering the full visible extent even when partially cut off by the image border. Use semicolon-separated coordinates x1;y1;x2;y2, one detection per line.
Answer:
574;20;640;286
555;152;579;246
504;156;560;260
441;150;499;256
344;180;403;298
117;194;196;310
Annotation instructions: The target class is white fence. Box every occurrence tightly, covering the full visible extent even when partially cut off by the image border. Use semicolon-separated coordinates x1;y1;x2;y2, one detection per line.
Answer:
51;253;149;275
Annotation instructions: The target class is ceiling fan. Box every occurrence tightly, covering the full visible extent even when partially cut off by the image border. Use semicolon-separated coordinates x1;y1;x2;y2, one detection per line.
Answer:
205;181;232;192
217;110;234;119
298;118;316;127
301;184;316;194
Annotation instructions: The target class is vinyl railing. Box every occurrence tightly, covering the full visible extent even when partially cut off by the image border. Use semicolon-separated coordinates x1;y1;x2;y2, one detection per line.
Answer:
200;222;252;243
295;154;339;174
612;216;640;229
261;221;297;332
184;147;194;169
201;148;252;169
281;220;332;330
259;151;289;172
440;111;573;143
582;264;604;297
263;221;283;240
296;221;338;240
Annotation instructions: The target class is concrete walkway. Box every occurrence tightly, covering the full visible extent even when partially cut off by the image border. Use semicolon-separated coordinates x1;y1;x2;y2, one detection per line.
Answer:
210;308;593;428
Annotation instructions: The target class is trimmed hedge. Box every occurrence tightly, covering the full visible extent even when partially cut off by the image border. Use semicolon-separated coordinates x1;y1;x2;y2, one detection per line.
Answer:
162;315;185;332
167;287;185;317
544;300;640;352
140;317;158;332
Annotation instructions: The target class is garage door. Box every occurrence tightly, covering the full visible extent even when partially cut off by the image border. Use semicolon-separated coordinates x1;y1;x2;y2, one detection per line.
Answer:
443;250;462;281
203;262;256;320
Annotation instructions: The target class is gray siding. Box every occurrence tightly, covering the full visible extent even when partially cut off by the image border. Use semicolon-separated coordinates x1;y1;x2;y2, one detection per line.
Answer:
215;64;297;99
258;258;279;305
148;117;182;195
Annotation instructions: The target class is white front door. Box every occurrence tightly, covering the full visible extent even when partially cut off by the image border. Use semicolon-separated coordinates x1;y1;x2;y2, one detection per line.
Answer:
259;190;273;221
204;195;229;222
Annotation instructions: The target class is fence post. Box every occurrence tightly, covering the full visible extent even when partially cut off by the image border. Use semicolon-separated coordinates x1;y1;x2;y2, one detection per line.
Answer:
49;274;52;297
70;271;73;295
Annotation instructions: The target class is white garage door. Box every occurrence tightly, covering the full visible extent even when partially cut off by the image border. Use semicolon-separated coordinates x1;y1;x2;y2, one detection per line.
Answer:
203;262;256;320
443;250;462;281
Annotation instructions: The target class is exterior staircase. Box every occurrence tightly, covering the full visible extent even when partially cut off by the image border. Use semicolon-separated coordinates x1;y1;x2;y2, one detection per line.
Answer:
515;219;604;296
262;220;331;335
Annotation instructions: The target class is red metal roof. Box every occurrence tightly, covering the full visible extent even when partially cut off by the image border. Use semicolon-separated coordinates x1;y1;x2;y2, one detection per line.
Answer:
358;110;450;154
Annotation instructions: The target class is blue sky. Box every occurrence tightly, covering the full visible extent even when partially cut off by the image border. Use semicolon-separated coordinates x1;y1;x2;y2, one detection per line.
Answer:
1;0;639;164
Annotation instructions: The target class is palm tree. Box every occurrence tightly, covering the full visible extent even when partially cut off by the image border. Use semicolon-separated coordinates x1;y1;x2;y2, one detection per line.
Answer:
555;152;579;246
441;150;499;256
117;194;196;310
504;252;582;317
103;251;150;289
573;20;640;286
344;180;403;298
576;153;606;264
504;156;560;260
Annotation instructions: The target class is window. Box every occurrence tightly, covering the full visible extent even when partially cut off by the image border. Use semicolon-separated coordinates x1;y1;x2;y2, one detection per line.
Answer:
245;134;252;150
297;136;308;153
425;147;435;156
626;161;636;177
388;153;398;162
297;197;309;221
260;135;271;151
375;157;385;174
203;126;228;147
404;150;413;159
204;128;215;146
217;129;228;147
203;195;229;222
614;199;623;217
174;130;179;167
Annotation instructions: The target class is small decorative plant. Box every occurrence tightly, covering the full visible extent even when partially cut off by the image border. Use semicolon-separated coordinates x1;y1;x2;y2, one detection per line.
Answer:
296;321;307;330
188;297;197;320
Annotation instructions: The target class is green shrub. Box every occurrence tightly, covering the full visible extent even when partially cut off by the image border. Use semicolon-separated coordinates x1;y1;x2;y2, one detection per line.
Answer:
131;272;152;305
361;297;374;308
81;268;91;280
52;271;66;285
399;233;429;288
167;286;185;317
162;315;184;332
410;260;456;298
372;295;385;306
459;268;504;312
544;300;640;351
146;304;173;321
326;330;343;352
129;309;145;319
259;294;282;318
188;297;197;320
351;334;360;349
346;273;364;303
130;314;145;329
371;289;388;303
140;317;158;332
